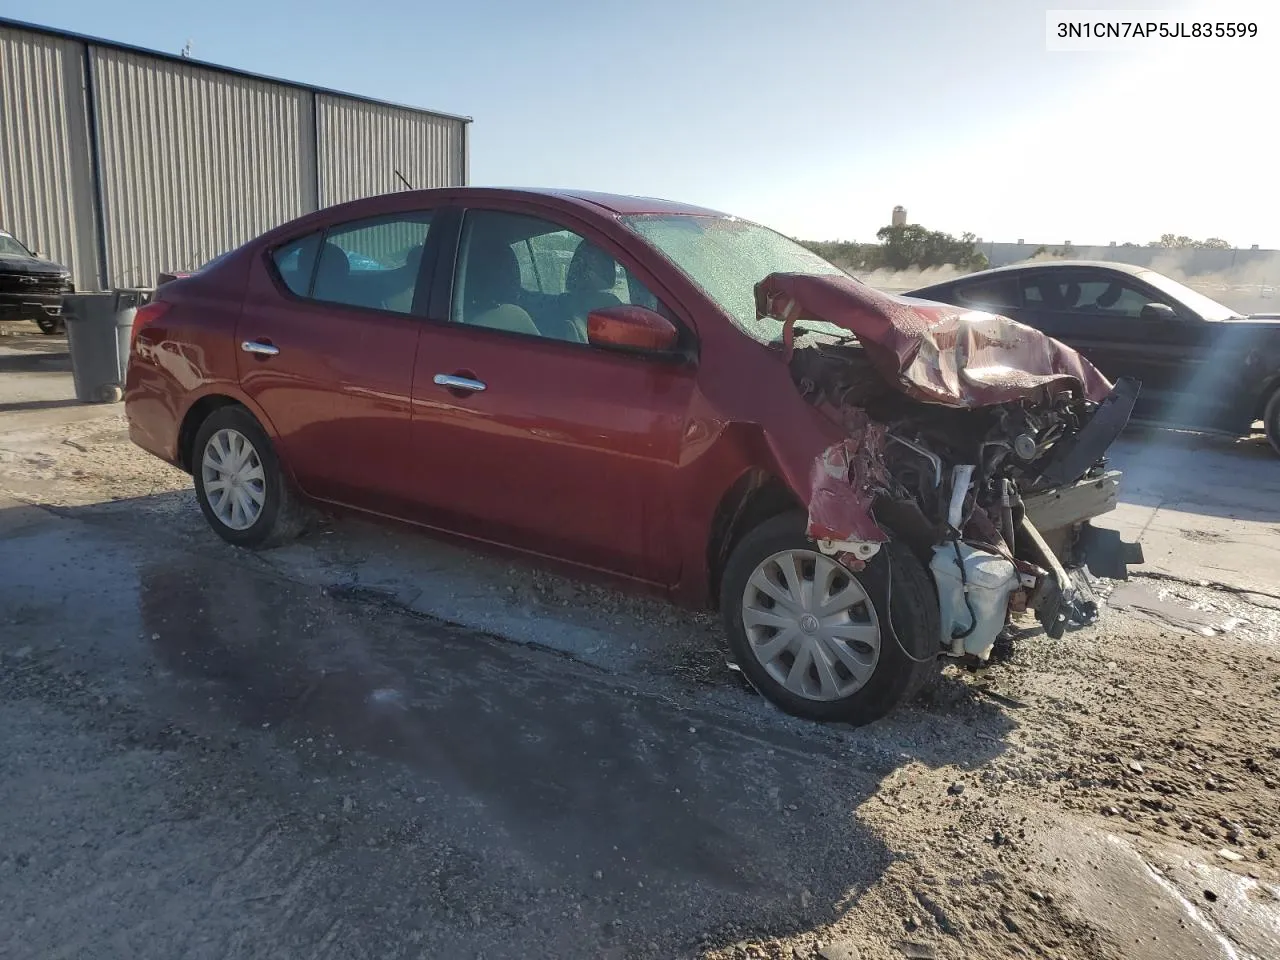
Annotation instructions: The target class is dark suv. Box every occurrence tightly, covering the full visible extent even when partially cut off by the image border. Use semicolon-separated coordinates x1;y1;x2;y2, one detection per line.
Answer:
0;229;74;334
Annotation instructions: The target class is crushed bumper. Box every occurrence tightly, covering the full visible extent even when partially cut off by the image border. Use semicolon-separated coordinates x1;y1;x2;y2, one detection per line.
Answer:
1023;470;1122;532
1022;470;1144;578
1038;377;1140;487
1020;474;1144;638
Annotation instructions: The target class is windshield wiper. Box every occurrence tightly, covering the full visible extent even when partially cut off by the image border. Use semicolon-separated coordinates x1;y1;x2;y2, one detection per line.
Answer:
773;321;859;344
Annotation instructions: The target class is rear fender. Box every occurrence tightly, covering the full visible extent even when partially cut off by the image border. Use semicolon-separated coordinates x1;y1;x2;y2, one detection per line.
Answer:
179;384;280;440
176;385;294;482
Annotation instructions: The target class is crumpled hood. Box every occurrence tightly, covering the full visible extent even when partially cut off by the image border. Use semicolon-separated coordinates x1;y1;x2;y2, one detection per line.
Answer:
755;272;1114;407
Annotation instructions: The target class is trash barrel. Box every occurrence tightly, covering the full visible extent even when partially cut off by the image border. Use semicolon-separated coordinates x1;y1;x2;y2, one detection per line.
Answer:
62;288;151;404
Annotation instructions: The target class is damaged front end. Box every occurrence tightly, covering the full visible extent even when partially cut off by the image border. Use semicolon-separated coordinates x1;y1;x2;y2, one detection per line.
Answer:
758;273;1144;663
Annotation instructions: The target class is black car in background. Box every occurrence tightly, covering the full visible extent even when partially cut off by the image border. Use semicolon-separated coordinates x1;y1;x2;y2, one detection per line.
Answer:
909;261;1280;454
0;229;74;335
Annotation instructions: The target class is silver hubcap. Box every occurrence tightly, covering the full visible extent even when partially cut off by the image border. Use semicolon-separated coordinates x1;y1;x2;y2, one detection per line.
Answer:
741;549;881;701
201;428;266;531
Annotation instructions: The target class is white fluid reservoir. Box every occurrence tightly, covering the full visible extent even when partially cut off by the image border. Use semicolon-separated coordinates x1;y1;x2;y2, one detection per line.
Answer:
930;542;1020;660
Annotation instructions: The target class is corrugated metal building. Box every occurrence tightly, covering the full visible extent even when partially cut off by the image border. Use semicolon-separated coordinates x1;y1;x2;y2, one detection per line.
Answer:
0;18;470;291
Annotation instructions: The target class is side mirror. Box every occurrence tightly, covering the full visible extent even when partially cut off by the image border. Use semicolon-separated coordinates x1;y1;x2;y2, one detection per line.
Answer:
586;305;680;353
1140;302;1178;322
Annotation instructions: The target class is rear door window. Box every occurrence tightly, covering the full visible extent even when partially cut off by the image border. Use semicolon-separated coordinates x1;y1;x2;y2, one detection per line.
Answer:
952;277;1020;312
314;213;434;314
272;233;321;296
1020;275;1076;310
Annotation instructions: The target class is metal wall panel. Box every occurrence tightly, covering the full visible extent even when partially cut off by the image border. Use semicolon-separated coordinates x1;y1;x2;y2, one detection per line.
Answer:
1;19;469;293
317;94;465;207
0;27;99;289
91;47;316;288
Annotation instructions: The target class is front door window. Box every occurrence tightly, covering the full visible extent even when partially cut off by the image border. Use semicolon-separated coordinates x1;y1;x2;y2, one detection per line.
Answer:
451;210;661;343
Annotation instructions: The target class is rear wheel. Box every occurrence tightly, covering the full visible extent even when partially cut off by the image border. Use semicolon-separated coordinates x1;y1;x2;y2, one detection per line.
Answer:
1265;389;1280;457
192;405;306;548
721;511;941;725
35;316;63;335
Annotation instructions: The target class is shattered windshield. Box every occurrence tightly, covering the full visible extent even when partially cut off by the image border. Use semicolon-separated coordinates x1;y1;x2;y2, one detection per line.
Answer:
621;214;851;345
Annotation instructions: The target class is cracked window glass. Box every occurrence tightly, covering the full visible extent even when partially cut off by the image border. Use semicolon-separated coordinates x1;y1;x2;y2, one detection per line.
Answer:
622;214;845;345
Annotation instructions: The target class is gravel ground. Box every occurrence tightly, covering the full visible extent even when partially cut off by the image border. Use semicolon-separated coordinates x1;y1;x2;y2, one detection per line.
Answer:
2;376;1278;959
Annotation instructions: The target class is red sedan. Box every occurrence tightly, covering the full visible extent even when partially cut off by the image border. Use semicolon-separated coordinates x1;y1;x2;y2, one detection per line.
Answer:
126;188;1141;724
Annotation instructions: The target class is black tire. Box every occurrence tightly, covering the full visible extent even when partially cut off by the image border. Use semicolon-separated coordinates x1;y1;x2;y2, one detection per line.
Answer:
721;511;941;725
191;405;307;548
35;316;62;335
1265;389;1280;457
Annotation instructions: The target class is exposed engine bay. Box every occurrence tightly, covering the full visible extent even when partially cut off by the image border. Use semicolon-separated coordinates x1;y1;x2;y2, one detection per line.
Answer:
792;338;1143;660
756;271;1146;665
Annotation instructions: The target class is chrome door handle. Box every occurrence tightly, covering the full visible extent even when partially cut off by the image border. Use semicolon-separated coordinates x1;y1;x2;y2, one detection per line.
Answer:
433;374;486;393
241;340;279;356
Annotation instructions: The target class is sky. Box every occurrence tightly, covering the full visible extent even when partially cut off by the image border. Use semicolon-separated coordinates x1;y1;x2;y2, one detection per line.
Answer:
3;0;1278;246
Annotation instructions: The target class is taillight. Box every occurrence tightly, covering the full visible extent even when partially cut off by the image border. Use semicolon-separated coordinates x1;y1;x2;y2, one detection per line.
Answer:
131;300;172;345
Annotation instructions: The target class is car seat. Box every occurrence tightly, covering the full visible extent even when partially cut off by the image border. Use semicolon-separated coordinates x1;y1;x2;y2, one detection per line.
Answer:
1093;282;1124;310
558;242;622;341
380;244;425;313
461;237;539;336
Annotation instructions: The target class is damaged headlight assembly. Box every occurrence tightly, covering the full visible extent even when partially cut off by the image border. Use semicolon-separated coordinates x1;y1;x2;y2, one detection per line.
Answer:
754;274;1146;682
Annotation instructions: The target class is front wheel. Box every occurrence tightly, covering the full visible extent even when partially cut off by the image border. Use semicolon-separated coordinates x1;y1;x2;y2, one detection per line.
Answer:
721;512;941;725
1265;389;1280;457
192;405;306;548
35;316;63;335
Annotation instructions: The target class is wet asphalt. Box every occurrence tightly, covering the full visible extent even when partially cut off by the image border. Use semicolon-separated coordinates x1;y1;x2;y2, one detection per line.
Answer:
0;497;926;959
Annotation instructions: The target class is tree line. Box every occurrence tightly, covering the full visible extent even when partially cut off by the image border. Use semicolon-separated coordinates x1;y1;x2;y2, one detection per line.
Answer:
800;224;989;273
801;224;1234;272
1035;234;1232;258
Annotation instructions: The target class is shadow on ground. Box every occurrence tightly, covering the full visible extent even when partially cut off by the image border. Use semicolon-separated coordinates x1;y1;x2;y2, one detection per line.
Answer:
0;398;83;413
1110;423;1278;522
2;492;1018;957
0;349;70;374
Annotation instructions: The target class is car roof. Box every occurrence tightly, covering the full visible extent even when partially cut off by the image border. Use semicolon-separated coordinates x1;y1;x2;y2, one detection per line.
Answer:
922;260;1151;288
352;186;731;218
251;187;741;251
514;188;731;217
